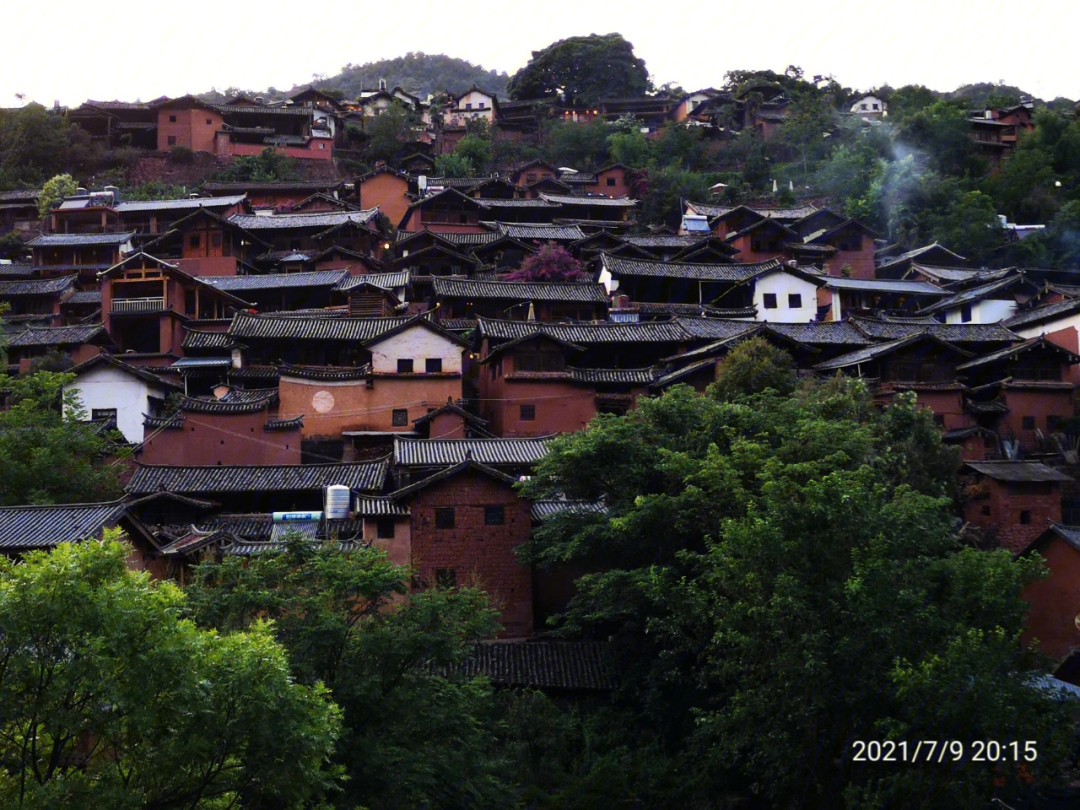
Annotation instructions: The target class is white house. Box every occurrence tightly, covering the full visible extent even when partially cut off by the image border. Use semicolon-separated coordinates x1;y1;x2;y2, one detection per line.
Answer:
748;265;824;323
365;318;466;375
63;355;182;443
850;95;887;118
451;87;497;124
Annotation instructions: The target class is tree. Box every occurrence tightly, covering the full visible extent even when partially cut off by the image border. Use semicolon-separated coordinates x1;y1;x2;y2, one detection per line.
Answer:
503;242;588;283
0;371;126;506
0;535;341;808
185;536;510;810
520;378;1073;807
434;152;477;177
363;103;418;166
507;34;651;107
453;134;493;175
896;100;985;177
709;336;797;400
213;147;299;182
545;119;611;171
931;189;1005;264
37;173;77;219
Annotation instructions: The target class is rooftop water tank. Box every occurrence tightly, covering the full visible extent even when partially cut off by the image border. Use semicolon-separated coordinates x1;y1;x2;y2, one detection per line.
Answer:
324;485;350;520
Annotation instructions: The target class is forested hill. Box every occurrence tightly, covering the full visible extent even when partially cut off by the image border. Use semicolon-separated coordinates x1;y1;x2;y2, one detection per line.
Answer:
307;53;509;100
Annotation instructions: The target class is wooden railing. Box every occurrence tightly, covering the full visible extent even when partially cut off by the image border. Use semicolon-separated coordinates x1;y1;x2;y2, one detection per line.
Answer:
111;297;164;313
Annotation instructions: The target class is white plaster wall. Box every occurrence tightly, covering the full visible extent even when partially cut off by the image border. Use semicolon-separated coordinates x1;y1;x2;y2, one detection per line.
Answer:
369;326;464;373
1012;312;1080;340
944;298;1017;324
64;365;156;443
457;91;495;121
752;272;819;323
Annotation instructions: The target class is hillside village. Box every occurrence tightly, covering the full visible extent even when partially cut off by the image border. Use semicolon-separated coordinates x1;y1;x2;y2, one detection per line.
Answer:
3;64;1080;691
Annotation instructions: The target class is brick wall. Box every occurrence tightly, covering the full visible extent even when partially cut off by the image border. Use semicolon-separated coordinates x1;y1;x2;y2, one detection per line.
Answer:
408;470;533;637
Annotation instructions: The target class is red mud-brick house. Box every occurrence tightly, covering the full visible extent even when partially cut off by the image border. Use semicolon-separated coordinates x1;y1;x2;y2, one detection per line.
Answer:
431;277;609;322
958;337;1079;455
397;188;500;234
968;102;1035;172
962;460;1073;553
200;270;352;313
1005;298;1080;383
227;210;381;257
1019;523;1080;659
410;399;490;440
115;195;249;242
100;252;251;355
138;391;301;467
354;166;412;230
598;253;779;311
139;208;268;277
0;275;78;327
386;459;534;637
819;277;948;321
200;181;345;209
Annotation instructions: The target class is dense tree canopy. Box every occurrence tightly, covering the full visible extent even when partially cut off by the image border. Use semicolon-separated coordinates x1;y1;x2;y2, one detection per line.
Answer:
519;346;1073;807
507;33;651;107
0;536;341;808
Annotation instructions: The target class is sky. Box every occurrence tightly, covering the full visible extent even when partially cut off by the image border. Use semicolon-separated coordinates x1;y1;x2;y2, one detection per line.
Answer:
5;0;1079;107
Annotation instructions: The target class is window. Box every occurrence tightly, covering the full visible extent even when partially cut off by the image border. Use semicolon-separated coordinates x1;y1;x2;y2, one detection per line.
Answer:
397;359;414;373
1020;510;1032;525
860;103;868;111
478;102;485;109
376;518;395;539
168;115;177;122
91;408;117;422
763;293;778;309
1049;415;1063;430
520;404;536;421
435;508;455;529
392;409;408;427
960;303;973;323
606;177;616;186
484;505;505;525
526;173;537;184
188;234;200;248
205;118;212;125
872;103;880;111
932;414;946;426
435;568;457;588
788;293;802;309
1022;416;1036;430
211;232;222;248
167;135;177;146
459;213;469;224
425;358;443;373
465;103;473;110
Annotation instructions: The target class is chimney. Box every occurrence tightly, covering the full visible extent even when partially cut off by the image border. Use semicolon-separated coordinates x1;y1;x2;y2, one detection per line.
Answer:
255;95;264;105
613;294;631;309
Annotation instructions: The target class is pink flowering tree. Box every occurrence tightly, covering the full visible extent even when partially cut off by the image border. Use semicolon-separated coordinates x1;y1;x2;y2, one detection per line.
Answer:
504;241;589;282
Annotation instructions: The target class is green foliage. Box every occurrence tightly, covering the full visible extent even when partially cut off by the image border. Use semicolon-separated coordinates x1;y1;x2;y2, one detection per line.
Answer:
213;147;299;182
507;33;651;107
186;536;512;810
0;371;126;506
0;104;93;190
36;173;77;219
709;336;797;400
0;230;26;260
544;119;611;171
0;535;341;808
896;100;985;177
635;165;713;229
434;152;477;177
453;133;493;175
504;242;588;282
930;188;1005;264
122;179;188;201
362;103;419;166
606;130;649;168
520;379;1072;806
324;52;509;100
882;84;938;121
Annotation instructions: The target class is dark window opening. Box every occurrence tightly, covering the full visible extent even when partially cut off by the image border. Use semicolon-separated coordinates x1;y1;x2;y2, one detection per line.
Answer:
520;404;536;421
435;508;455;529
376;518;395;539
788;293;802;308
484;505;505;525
211;232;222;248
188;234;200;248
1020;510;1032;525
1022;416;1036;430
397;358;414;373
763;293;778;309
606;177;616;186
960;303;973;323
392;409;408;426
206;118;212;125
168;115;177;122
1049;415;1063;431
932;414;946;426
91;408;117;422
435;568;457;588
425;358;443;373
301;439;344;465
167;135;177;146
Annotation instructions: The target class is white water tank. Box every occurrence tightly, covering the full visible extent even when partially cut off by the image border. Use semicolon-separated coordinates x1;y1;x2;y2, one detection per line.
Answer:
324;485;350;519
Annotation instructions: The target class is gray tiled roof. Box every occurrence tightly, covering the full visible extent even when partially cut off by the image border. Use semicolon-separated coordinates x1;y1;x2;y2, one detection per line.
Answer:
0;263;33;278
182;329;233;350
394;435;553;467
432;277;608;302
455;642;615;690
127;461;390;495
0;500;128;549
601;254;781;281
823;277;946;295
228;312;412;342
28;232;134;247
480;198;561;208
956;336;1079;371
336;271;410;292
910;264;1012;284
916;275;1022;314
530;500;607;520
64;290;103;305
1003;297;1080;331
539;193;636;207
622;235;708;248
568;366;658;384
764;321;874;345
476;317;695;345
674;318;762;341
851;318;1019;344
7;324;107;347
178;392;276;414
686;201;819;219
353;497;411;516
115;195;247;213
877;242;967;268
813;335;936;370
964;461;1073;483
202;181;340;193
0;275;76;296
228;210;377;230
203;270;348;291
495;223;587;240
